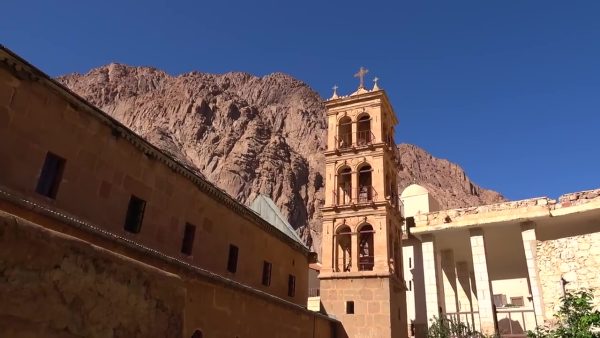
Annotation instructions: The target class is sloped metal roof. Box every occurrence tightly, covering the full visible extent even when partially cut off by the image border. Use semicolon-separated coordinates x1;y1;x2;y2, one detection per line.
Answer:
250;195;307;248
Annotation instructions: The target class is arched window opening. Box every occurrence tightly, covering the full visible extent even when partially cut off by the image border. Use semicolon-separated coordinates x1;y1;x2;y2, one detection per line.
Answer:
337;116;352;149
357;114;372;146
335;226;352;272
337;167;352;205
192;329;203;338
358;164;373;203
359;224;374;271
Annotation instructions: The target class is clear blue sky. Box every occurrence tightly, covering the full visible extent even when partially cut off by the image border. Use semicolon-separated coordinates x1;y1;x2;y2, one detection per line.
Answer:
2;1;599;200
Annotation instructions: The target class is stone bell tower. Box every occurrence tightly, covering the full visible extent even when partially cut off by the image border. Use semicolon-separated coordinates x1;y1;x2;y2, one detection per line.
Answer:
319;68;408;338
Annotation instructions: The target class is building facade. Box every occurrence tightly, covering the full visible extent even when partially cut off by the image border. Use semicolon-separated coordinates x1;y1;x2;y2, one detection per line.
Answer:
0;45;343;338
319;80;409;338
401;184;600;337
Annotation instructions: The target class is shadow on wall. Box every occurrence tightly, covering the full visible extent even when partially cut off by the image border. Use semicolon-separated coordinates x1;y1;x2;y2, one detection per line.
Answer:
0;211;185;338
497;317;524;335
319;304;349;338
412;239;428;337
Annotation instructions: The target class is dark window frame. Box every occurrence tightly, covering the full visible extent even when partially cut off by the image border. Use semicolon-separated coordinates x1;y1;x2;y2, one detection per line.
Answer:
35;152;66;199
287;274;296;297
262;261;272;286
181;223;197;256
346;301;355;314
124;195;146;234
227;244;239;273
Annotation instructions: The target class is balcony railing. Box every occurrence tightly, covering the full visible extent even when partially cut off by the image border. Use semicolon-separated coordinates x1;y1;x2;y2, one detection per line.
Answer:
356;130;373;146
332;186;378;206
494;307;537;337
334;131;376;150
358;255;374;271
442;311;481;334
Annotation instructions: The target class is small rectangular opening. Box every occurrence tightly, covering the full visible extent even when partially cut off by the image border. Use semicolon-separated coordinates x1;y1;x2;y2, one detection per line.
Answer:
181;223;196;256
262;261;272;286
35;152;66;199
406;216;415;235
288;274;296;297
227;245;239;273
124;195;146;233
510;296;525;307
346;301;354;314
409;257;412;269
409;280;413;291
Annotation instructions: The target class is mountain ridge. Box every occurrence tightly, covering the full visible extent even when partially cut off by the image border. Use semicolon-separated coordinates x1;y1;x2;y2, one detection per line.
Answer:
57;64;505;252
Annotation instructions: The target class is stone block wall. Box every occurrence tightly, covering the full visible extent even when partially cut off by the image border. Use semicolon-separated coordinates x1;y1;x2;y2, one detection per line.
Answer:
0;54;310;304
0;206;343;338
320;277;407;338
0;210;185;338
536;232;600;318
185;277;341;338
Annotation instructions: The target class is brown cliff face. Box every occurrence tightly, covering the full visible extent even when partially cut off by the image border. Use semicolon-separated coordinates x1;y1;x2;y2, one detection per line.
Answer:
58;64;504;252
397;144;504;210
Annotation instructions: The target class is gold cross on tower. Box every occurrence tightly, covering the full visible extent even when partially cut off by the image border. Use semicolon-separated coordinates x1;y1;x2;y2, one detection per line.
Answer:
354;66;369;89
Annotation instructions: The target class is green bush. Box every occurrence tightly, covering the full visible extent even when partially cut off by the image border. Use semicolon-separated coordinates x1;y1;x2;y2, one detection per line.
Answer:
427;316;490;338
527;289;600;338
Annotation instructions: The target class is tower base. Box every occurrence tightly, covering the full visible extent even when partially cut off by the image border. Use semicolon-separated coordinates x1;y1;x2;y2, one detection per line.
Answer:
320;275;408;338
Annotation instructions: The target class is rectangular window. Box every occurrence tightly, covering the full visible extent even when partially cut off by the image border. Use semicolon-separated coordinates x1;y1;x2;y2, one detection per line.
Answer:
346;301;354;314
493;294;507;307
262;261;272;286
227;245;239;273
181;223;196;255
288;274;296;297
124;195;146;233
409;280;413;291
510;296;525;307
409;257;412;269
35;152;66;199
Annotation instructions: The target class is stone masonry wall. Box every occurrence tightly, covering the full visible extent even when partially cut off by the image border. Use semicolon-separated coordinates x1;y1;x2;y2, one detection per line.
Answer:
0;200;342;338
536;232;600;318
0;58;310;305
0;210;185;338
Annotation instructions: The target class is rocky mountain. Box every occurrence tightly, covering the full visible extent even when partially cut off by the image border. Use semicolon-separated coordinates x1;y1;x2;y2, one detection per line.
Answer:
58;64;504;252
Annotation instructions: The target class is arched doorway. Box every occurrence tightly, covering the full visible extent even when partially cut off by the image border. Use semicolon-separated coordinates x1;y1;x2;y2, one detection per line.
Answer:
337;116;352;149
337;166;352;205
358;164;373;203
357;114;371;146
335;225;352;272
358;224;374;271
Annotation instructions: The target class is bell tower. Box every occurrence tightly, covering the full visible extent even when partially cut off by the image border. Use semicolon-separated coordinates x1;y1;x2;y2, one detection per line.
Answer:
319;70;408;338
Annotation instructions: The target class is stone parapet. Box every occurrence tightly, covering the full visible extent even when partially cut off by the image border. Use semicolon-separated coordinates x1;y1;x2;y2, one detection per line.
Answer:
557;188;600;207
413;188;600;229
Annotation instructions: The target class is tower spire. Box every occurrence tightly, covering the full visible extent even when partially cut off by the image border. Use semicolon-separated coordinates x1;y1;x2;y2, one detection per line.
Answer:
373;77;380;91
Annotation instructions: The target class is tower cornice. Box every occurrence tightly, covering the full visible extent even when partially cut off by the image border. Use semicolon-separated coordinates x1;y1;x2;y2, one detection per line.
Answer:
325;89;398;125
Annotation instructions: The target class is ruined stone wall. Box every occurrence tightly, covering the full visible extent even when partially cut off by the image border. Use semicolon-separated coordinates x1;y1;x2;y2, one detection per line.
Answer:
536;232;600;318
0;210;185;338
